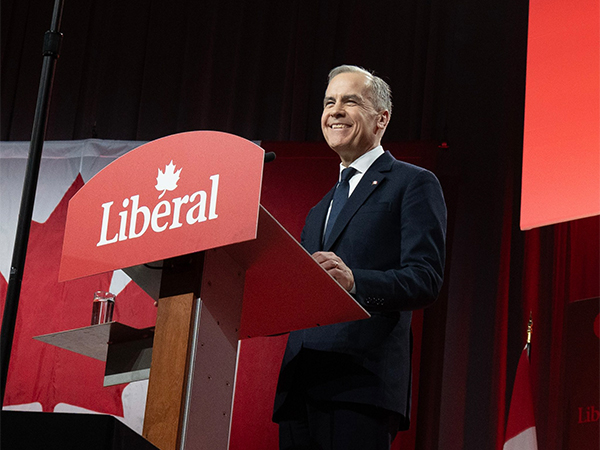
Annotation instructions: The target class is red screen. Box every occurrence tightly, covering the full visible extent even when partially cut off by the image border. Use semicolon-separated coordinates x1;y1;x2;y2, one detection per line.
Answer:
521;0;599;230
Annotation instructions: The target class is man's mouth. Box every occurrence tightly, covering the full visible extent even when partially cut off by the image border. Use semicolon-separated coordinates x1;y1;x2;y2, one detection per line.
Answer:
330;124;350;129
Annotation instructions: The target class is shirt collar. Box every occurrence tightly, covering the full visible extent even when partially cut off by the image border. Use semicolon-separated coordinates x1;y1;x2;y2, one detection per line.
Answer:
338;145;384;179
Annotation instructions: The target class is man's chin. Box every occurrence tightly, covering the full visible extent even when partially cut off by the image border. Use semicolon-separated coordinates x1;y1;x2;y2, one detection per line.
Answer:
328;145;359;165
325;136;351;150
328;143;350;156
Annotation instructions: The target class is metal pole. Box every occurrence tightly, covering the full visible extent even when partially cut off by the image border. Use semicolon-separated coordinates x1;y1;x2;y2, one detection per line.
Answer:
1;0;64;403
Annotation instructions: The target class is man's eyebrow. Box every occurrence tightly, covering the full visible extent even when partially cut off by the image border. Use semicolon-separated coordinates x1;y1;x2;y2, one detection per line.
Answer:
323;94;363;104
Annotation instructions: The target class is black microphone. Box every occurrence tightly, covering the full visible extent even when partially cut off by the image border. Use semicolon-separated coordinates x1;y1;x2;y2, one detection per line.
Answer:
264;152;276;163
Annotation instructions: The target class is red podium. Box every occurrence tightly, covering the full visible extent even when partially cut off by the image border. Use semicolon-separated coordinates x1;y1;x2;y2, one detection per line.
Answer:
57;132;369;450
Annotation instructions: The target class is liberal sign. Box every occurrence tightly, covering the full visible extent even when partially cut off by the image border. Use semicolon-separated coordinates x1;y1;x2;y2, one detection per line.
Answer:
59;131;264;281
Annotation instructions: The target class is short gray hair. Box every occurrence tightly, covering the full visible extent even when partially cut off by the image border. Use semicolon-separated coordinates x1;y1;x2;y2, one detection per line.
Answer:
328;65;392;115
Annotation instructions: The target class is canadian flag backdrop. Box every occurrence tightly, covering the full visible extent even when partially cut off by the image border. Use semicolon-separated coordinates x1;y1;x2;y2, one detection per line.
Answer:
0;140;157;433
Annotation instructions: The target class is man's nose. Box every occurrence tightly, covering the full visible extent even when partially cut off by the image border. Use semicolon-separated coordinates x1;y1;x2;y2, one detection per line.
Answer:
330;103;345;117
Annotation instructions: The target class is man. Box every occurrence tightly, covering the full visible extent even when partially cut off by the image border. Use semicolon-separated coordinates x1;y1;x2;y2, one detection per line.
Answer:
273;65;447;450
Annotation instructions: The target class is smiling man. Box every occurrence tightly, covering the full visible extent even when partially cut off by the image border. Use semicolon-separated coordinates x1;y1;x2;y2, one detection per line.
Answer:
321;69;390;167
273;65;447;450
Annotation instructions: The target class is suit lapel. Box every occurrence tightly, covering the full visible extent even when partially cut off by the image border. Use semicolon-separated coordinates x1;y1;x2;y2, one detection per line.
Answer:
323;152;394;251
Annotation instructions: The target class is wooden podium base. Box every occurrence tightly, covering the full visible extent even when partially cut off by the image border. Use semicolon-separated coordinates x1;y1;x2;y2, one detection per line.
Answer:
143;248;244;450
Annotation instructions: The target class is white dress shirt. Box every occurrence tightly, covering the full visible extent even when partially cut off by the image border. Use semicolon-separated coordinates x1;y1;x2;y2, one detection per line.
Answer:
323;146;384;294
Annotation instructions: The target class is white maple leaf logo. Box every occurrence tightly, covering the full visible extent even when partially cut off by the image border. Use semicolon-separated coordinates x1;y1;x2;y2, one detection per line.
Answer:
155;160;182;198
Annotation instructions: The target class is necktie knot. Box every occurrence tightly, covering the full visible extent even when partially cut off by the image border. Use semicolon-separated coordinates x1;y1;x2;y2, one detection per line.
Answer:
340;167;357;183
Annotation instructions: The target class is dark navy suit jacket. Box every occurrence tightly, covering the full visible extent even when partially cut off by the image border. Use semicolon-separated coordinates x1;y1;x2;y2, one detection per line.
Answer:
273;151;447;430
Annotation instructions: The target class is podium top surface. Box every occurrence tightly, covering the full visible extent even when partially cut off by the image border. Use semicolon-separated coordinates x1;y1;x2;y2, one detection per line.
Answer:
227;207;370;338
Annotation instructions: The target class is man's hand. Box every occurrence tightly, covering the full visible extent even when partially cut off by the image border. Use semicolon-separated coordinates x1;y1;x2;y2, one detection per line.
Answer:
312;251;355;292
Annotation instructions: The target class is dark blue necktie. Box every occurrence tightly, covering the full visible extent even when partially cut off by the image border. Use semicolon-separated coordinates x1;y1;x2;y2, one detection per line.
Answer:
323;167;356;244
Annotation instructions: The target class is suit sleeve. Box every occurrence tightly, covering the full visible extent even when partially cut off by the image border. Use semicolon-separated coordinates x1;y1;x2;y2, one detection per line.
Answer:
351;170;447;311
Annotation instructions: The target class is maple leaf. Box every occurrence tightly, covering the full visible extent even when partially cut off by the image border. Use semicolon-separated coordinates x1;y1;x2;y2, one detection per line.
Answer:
155;161;182;198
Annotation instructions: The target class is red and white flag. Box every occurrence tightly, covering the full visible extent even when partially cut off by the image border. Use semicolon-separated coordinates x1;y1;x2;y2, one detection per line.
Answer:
503;345;538;450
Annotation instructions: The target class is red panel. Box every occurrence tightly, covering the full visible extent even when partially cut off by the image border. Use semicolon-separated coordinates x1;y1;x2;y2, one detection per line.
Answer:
521;0;599;230
228;207;369;339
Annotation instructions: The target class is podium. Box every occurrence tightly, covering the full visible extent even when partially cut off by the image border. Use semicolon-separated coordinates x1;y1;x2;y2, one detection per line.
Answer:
54;131;369;450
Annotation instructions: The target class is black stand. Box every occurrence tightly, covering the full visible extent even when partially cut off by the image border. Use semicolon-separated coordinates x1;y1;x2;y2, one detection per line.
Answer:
1;411;159;450
0;0;64;402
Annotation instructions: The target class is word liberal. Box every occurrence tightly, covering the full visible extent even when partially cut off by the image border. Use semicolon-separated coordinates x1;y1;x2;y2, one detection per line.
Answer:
97;169;219;246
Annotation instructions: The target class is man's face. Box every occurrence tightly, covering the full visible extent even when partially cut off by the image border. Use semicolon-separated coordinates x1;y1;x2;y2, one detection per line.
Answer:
321;72;389;165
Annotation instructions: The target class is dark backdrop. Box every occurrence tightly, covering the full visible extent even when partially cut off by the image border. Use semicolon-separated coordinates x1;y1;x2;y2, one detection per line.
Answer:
2;1;598;449
2;0;452;143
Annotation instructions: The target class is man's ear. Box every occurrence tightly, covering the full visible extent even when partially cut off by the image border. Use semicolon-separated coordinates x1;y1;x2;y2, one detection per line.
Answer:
377;110;390;130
